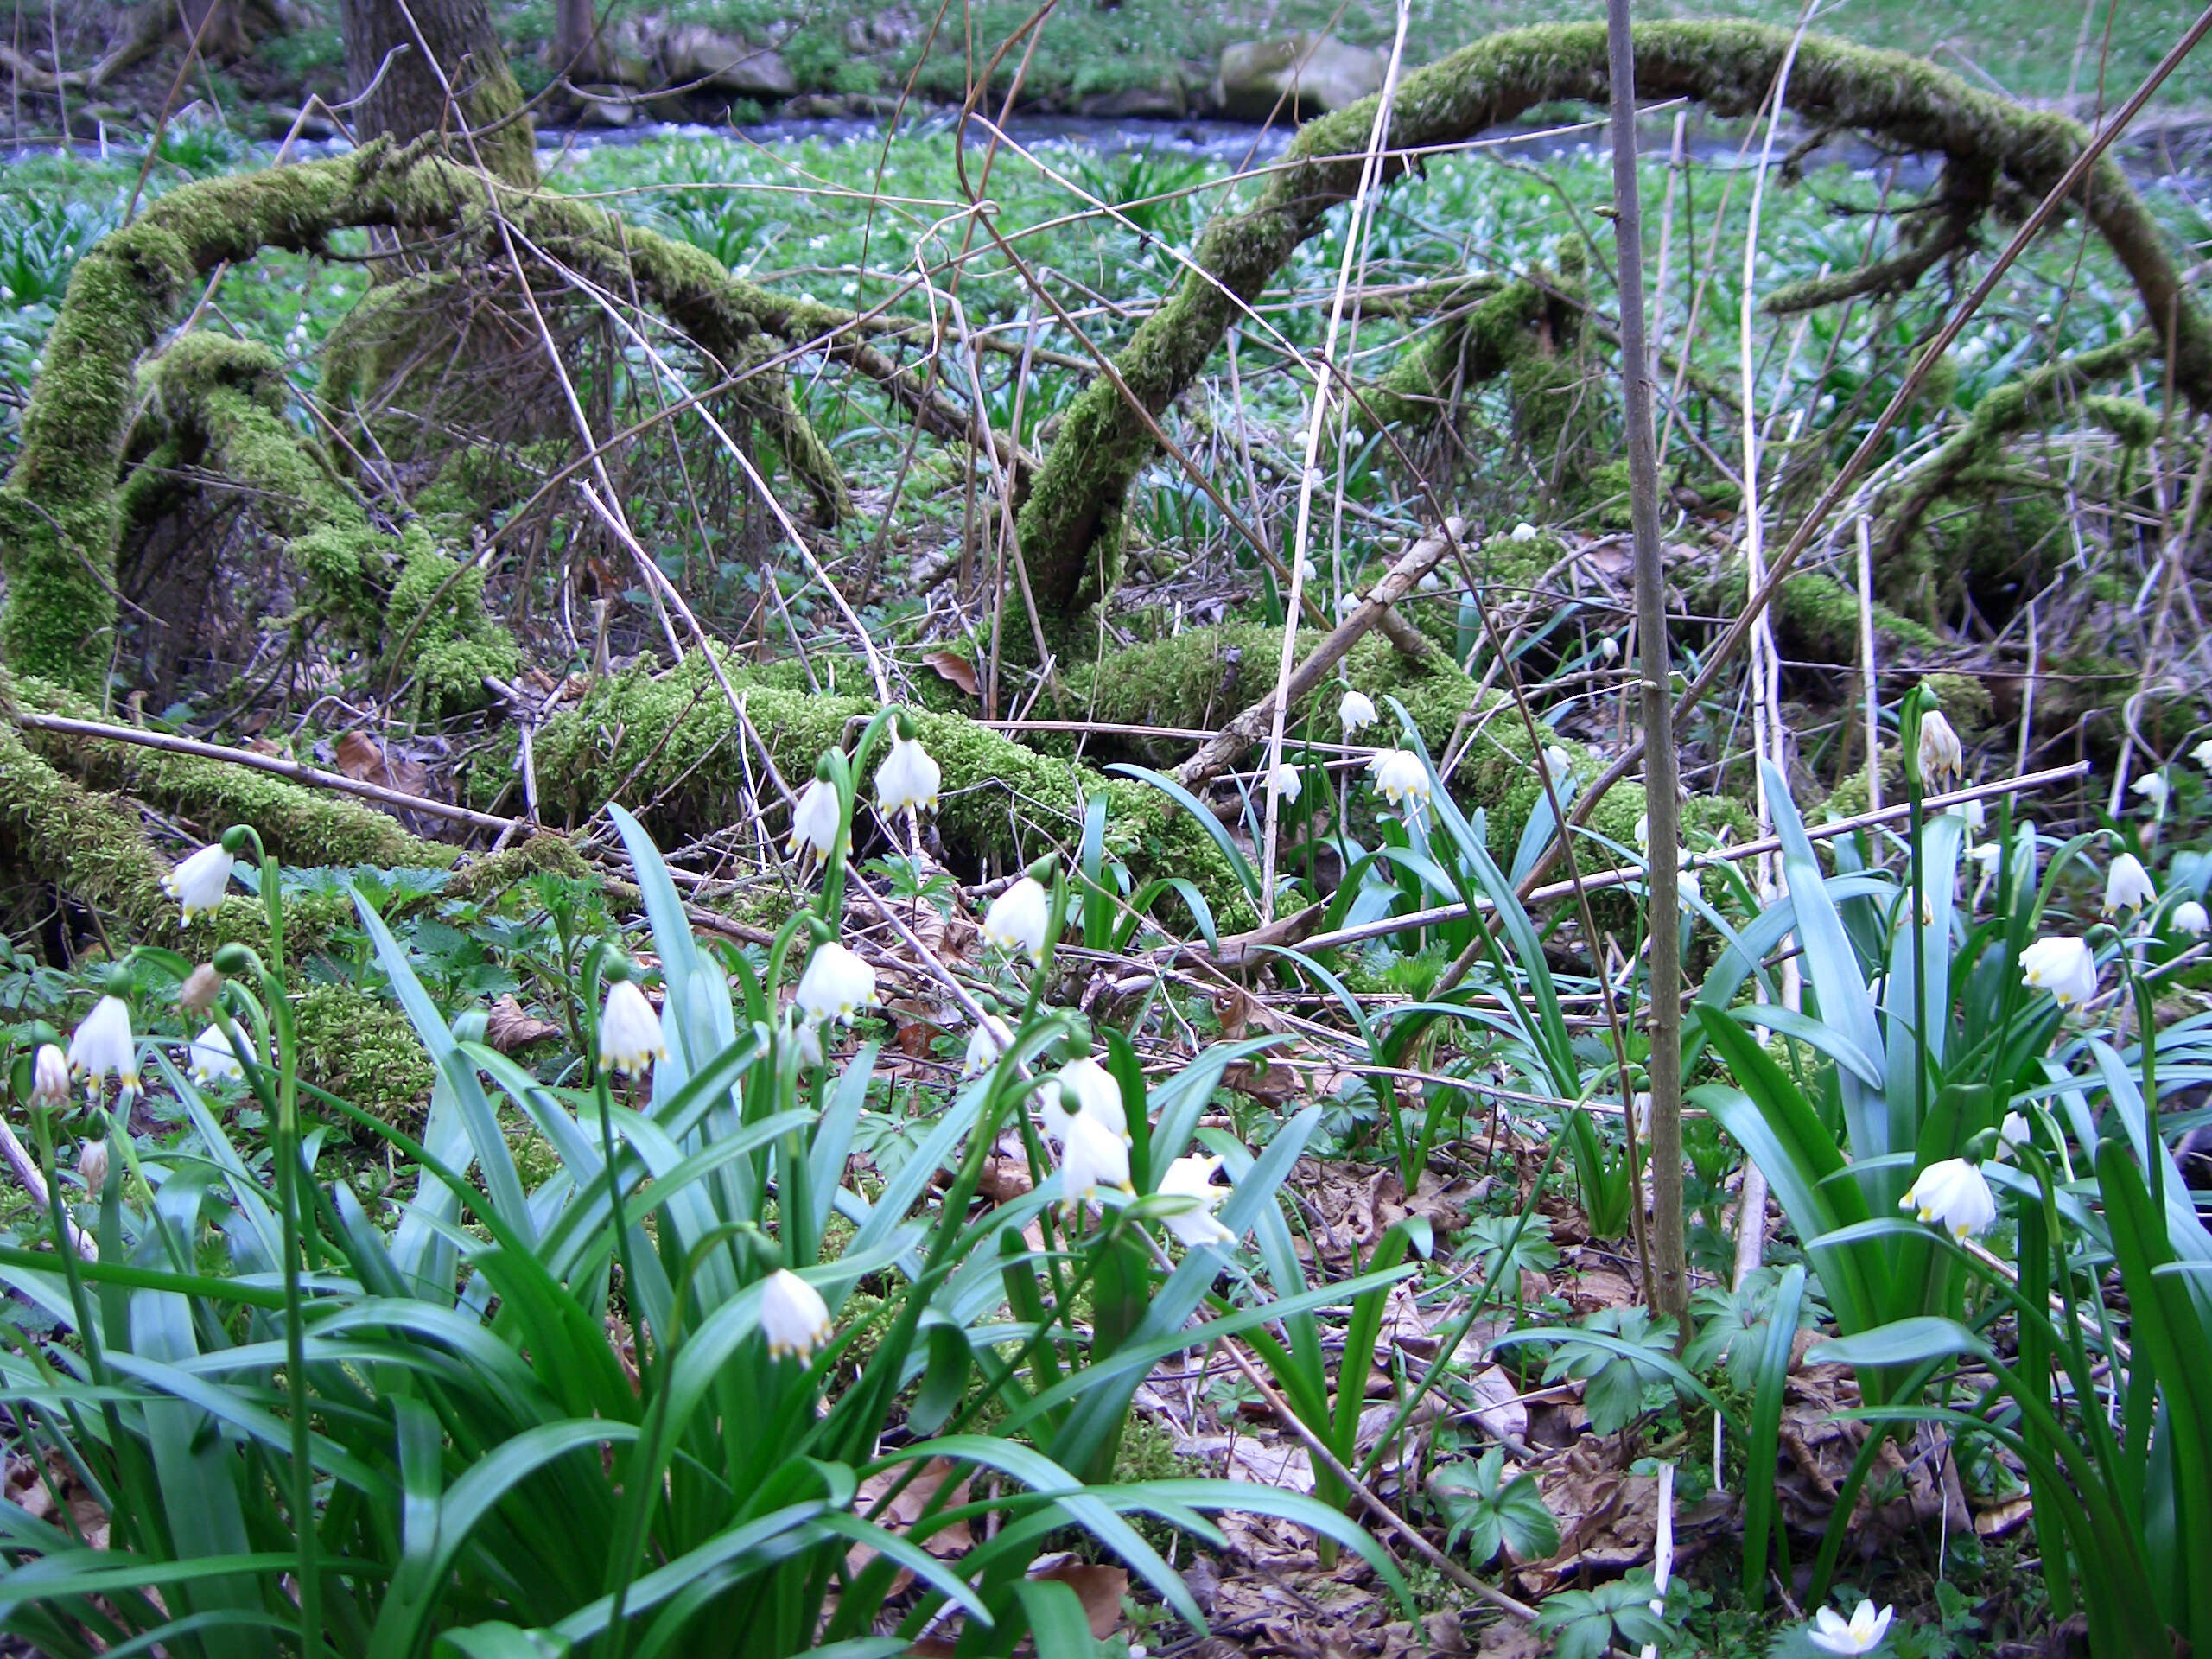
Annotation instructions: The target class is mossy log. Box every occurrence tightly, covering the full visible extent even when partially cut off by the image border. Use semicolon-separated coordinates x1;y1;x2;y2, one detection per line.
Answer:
0;137;849;691
1010;20;2209;658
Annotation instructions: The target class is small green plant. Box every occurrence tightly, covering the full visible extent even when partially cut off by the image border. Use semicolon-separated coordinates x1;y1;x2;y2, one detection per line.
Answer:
1428;1447;1559;1567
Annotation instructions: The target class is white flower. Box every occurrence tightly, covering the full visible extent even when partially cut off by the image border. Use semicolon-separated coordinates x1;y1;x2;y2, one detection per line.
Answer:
792;1017;824;1070
1051;1055;1126;1141
1994;1111;2032;1161
598;978;666;1077
1155;1154;1235;1248
1338;689;1378;733
1808;1599;1894;1655
1266;762;1301;804
1542;744;1573;782
1899;1158;1997;1241
1917;709;1962;786
1060;1109;1133;1205
1510;522;1539;542
875;734;941;817
2021;935;2099;1007
963;1020;1006;1077
29;1044;68;1109
2105;853;2157;915
760;1268;833;1361
1961;797;1986;831
795;941;876;1027
79;1138;109;1194
2175;899;2209;936
786;778;842;865
189;1023;245;1083
68;997;139;1097
1635;813;1649;849
162;842;235;925
1368;749;1432;818
2133;772;2171;817
1599;635;1619;661
1333;593;1361;620
982;876;1052;963
2193;738;2212;771
1294;555;1317;583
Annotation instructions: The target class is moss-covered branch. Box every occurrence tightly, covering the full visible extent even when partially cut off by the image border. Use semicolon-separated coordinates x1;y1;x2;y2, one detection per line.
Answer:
1011;20;2209;658
0;137;850;690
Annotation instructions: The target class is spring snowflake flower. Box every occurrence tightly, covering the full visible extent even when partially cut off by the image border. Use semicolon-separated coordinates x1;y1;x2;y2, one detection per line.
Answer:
786;778;842;865
982;877;1051;963
1368;749;1431;818
2174;899;2209;937
1510;522;1539;542
1808;1599;1894;1655
1994;1111;2032;1160
2194;738;2212;772
29;1044;68;1109
68;997;139;1097
598;979;666;1077
963;1020;1006;1077
1900;1158;1997;1242
1060;1109;1134;1205
795;941;876;1027
2105;853;2157;915
2020;935;2098;1007
1338;689;1378;734
791;1018;824;1070
874;734;941;817
1294;555;1317;583
1155;1154;1235;1248
1266;762;1301;804
162;842;236;925
1635;814;1649;849
1542;745;1573;783
760;1269;833;1361
79;1137;109;1195
1599;634;1620;661
1917;709;1963;788
1044;1055;1125;1145
189;1024;246;1084
2133;772;2171;816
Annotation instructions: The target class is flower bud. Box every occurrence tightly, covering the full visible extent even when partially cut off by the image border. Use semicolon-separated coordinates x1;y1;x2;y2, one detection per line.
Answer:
180;963;224;1018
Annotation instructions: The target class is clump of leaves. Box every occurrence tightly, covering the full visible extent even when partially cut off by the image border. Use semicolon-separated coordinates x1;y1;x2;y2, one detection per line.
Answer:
1535;1575;1669;1659
1536;1307;1681;1436
1427;1447;1558;1567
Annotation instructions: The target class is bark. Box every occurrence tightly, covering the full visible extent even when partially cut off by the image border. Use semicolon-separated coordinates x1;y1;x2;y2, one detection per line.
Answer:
342;0;536;186
554;0;600;82
1011;19;2210;659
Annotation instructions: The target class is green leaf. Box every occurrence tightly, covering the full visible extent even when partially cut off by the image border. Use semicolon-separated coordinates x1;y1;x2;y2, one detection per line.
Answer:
1430;1448;1559;1566
1012;1578;1099;1658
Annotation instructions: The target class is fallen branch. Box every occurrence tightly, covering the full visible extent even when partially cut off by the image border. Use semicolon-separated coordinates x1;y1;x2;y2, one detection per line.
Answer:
1172;518;1462;789
10;710;519;835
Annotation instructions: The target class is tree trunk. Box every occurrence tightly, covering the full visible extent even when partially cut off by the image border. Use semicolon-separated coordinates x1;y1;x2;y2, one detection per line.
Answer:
554;0;599;83
342;0;536;186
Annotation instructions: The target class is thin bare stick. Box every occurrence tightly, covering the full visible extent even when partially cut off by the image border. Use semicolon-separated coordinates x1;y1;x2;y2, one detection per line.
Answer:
10;709;519;833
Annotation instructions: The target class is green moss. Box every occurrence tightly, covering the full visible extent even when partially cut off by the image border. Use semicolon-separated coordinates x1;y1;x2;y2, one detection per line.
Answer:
1918;672;1993;732
294;982;437;1134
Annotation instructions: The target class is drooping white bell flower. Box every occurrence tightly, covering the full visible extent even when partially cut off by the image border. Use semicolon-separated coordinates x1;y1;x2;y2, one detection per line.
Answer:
1510;522;1539;543
2132;772;2171;816
2020;935;2098;1007
786;778;842;865
760;1268;833;1361
1059;1109;1133;1205
982;877;1052;963
1634;813;1649;849
1599;635;1619;661
598;978;666;1077
1338;689;1378;734
1542;745;1573;783
1266;762;1301;804
1899;1158;1997;1242
67;997;139;1097
1368;749;1431;818
2194;737;2212;772
189;1023;245;1084
1994;1111;2032;1160
1155;1154;1235;1248
791;1017;824;1070
1294;555;1318;583
2105;853;2157;915
1959;797;1986;831
963;1020;1006;1077
1333;593;1361;621
1807;1599;1894;1656
795;941;876;1027
162;842;236;925
1916;709;1962;788
29;1044;68;1109
2174;899;2209;937
79;1138;109;1195
1054;1056;1126;1141
874;734;941;817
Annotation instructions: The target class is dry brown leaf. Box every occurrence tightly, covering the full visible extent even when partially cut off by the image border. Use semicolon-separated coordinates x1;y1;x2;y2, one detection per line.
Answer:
335;730;429;796
976;1153;1035;1205
486;995;562;1053
1467;1363;1529;1443
1222;1056;1300;1103
1028;1557;1127;1638
922;650;980;696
